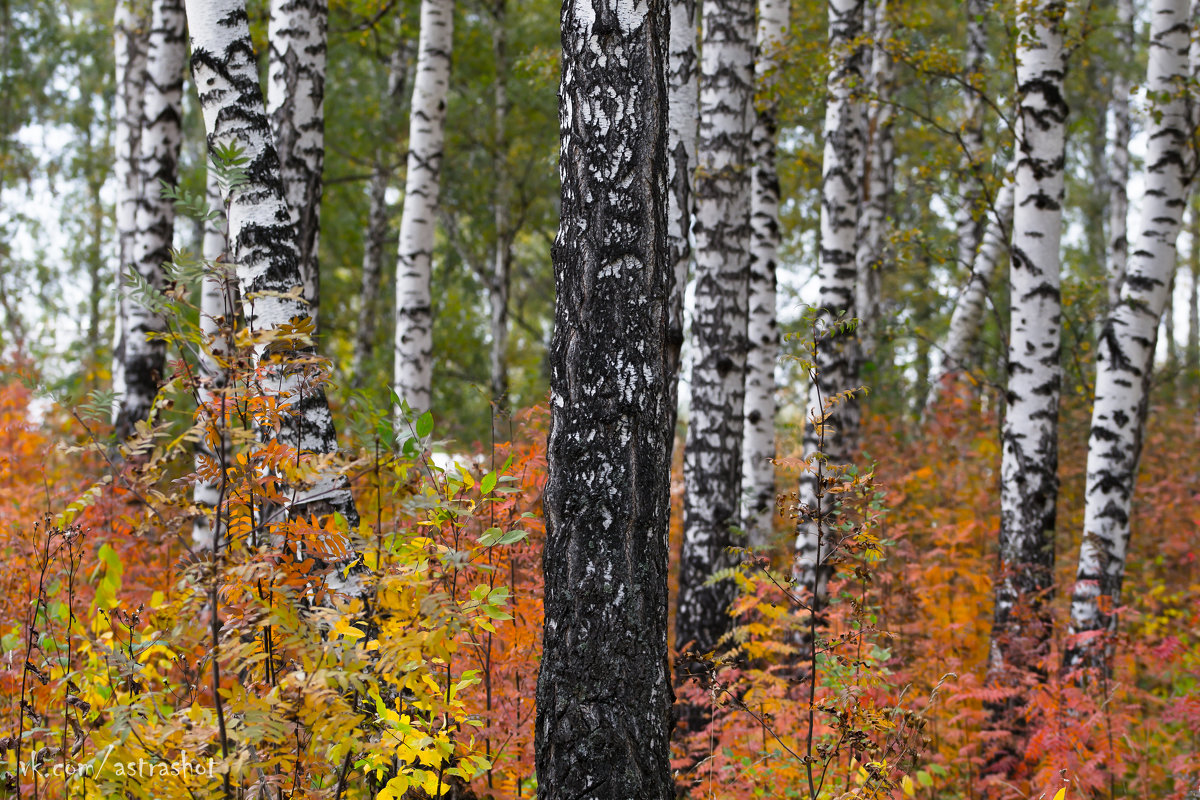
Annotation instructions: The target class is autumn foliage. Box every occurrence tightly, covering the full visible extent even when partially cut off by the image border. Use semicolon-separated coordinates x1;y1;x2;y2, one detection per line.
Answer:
0;317;1197;799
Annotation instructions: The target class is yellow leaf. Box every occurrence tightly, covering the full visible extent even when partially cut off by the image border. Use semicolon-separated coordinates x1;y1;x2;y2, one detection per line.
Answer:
1053;789;1066;800
902;776;915;797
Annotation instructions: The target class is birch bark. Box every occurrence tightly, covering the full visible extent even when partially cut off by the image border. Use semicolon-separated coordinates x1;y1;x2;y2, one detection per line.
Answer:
352;42;410;387
117;0;187;440
741;0;787;549
989;0;1068;677
1106;0;1134;310
534;0;673;791
489;0;512;433
676;0;756;658
393;0;454;414
1067;0;1193;671
665;0;697;434
267;0;327;328
112;0;148;415
926;161;1016;408
954;0;989;279
855;0;893;358
184;0;358;534
193;167;233;550
794;0;866;607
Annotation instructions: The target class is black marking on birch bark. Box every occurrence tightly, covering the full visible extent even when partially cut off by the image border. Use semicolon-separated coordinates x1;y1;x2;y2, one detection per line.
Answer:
534;0;673;794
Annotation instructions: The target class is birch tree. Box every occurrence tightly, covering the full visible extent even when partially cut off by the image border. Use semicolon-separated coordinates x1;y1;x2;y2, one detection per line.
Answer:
116;0;187;439
1067;0;1192;671
193;167;232;550
795;0;866;607
926;162;1016;408
1106;0;1134;310
953;0;989;280
184;0;358;531
352;41;410;387
534;0;673;791
267;0;327;326
111;0;147;419
855;0;893;359
488;0;513;433
666;0;697;432
394;0;454;414
989;0;1067;678
742;0;787;549
676;0;756;658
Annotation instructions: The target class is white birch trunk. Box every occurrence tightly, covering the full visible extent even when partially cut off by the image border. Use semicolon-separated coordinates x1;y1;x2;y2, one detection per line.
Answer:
665;0;697;432
989;0;1068;675
268;0;327;326
741;0;787;549
1106;0;1134;309
112;0;148;426
1068;0;1193;669
184;0;359;538
953;0;990;278
352;43;410;387
489;0;512;429
393;0;455;415
1188;210;1199;388
794;0;867;606
117;0;187;440
855;0;894;358
676;0;756;659
926;160;1016;408
193;168;233;550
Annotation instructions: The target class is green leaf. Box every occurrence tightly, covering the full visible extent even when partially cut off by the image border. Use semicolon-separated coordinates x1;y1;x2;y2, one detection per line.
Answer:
481;471;498;495
415;411;434;438
917;770;933;787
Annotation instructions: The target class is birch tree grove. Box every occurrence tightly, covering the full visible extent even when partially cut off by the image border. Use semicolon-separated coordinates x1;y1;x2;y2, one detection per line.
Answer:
267;0;327;327
184;0;358;530
676;0;756;659
116;0;186;439
393;0;454;414
989;0;1067;678
741;0;787;549
795;0;866;607
665;0;697;432
1068;0;1193;670
534;0;674;791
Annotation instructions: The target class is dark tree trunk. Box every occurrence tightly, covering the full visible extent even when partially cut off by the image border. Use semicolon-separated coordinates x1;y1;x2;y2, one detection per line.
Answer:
534;0;674;793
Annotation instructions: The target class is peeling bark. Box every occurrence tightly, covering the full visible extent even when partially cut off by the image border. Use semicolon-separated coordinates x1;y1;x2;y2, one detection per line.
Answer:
534;0;674;791
267;0;327;327
795;0;867;607
741;0;787;549
393;0;454;414
676;0;756;658
184;0;359;538
1067;0;1192;672
989;0;1068;679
